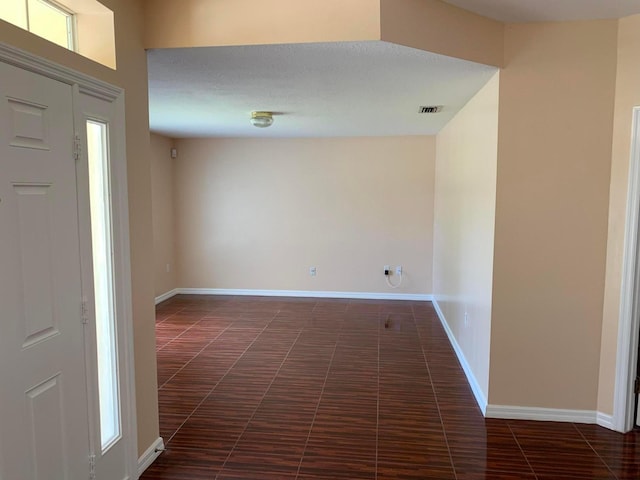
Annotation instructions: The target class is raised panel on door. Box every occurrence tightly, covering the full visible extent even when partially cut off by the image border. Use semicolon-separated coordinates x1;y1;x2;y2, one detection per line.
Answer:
0;61;90;480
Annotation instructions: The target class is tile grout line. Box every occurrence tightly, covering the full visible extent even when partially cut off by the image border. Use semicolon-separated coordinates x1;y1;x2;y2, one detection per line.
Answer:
157;309;241;353
155;301;238;350
215;308;309;479
506;423;539;480
154;303;188;327
156;317;215;354
294;318;345;479
162;311;280;446
414;304;458;480
157;320;234;390
155;305;192;350
573;423;620;480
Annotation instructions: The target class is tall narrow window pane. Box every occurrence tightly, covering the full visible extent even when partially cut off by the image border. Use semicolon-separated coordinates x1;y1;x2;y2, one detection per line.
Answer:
27;0;75;50
87;120;121;451
0;1;28;30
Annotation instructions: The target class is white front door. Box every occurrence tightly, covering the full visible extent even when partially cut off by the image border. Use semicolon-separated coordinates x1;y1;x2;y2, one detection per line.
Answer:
0;62;90;479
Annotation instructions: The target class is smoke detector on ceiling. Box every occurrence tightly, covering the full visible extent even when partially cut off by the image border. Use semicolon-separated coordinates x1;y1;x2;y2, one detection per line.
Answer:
418;106;443;114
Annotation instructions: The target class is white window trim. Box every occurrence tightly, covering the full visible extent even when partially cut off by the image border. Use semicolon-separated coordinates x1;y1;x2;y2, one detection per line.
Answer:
613;106;640;433
25;0;77;51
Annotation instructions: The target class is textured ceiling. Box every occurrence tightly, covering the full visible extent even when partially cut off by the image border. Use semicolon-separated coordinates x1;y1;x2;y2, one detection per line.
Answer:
442;0;640;23
147;41;497;138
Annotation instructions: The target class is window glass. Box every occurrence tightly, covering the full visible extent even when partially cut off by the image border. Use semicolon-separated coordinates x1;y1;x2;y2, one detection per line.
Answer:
0;1;28;29
87;119;121;452
27;0;74;50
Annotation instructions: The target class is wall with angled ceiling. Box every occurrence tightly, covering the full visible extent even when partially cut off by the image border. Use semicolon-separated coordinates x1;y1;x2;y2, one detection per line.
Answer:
142;0;640;426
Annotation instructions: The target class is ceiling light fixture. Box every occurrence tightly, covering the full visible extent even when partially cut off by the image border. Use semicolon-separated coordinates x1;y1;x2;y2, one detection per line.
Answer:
250;111;274;128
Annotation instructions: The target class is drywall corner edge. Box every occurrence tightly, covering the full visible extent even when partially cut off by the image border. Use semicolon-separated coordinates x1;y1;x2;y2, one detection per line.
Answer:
432;299;488;414
155;288;179;305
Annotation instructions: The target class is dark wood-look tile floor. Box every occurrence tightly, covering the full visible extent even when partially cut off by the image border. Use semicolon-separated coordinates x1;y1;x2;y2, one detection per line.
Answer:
142;295;640;480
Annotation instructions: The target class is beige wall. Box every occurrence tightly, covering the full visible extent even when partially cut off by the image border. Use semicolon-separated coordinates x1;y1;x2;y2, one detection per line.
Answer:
59;0;117;68
143;0;380;49
143;0;503;68
174;137;435;295
380;0;504;67
599;14;640;415
76;10;116;69
489;20;618;410
151;133;177;298
434;73;500;401
0;0;158;456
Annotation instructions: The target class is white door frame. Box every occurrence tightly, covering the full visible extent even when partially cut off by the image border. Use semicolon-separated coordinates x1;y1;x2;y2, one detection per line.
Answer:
614;106;640;433
0;42;139;477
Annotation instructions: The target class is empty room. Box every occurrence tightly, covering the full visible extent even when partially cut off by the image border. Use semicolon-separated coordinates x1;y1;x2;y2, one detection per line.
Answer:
1;1;640;479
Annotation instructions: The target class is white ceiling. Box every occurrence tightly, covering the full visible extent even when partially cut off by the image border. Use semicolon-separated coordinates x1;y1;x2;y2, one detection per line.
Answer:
442;0;640;23
147;41;497;138
147;1;640;138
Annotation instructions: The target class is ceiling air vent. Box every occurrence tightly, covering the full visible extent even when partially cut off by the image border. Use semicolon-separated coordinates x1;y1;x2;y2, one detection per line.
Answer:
419;106;443;114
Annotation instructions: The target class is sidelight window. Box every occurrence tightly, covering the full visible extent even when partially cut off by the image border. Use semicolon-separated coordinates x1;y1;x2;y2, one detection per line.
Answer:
86;119;121;452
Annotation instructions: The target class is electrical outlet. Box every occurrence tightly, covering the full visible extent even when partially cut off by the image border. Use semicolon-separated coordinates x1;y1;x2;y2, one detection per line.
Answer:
383;265;390;276
464;311;469;327
309;266;317;277
166;263;171;273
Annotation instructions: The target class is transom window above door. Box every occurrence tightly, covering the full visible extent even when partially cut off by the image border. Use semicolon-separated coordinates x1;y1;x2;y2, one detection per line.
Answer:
0;0;116;69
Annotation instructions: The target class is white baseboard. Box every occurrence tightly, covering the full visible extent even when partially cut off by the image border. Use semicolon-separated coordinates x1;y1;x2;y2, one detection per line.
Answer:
486;405;596;424
429;300;619;430
431;299;488;415
486;405;615;427
175;288;432;302
138;436;164;477
596;411;614;429
155;288;179;305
